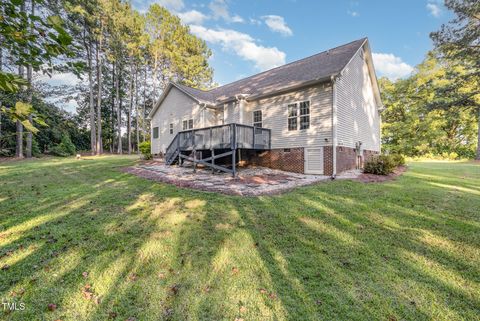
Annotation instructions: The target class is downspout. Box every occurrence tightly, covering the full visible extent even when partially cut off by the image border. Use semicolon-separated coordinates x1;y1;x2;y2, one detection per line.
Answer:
331;74;339;178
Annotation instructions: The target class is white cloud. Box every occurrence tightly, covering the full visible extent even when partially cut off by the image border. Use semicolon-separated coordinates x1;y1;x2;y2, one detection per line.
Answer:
157;0;185;11
372;53;414;80
178;10;209;24
261;15;293;36
249;17;261;25
230;14;244;23
189;25;286;70
347;10;359;17
208;0;244;23
426;1;442;17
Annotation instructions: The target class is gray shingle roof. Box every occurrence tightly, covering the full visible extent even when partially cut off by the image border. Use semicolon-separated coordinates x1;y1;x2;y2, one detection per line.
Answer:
176;38;366;104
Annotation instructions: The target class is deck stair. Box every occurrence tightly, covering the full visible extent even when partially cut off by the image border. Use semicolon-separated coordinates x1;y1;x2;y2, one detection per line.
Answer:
164;123;270;176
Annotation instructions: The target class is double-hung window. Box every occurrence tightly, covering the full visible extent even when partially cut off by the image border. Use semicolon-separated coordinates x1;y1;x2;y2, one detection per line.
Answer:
253;110;262;128
169;123;173;135
288;103;298;131
183;119;194;130
153;127;159;139
299;101;310;130
287;101;310;131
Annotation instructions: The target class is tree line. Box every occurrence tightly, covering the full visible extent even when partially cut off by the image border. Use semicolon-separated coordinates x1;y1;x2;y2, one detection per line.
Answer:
380;0;479;159
0;0;213;157
1;0;478;160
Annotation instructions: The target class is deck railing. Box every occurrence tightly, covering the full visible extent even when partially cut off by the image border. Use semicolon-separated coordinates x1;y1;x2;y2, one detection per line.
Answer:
175;123;271;151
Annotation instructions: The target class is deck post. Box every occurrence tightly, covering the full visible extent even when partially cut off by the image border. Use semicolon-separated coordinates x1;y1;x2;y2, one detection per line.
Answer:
252;127;255;149
193;148;197;173
232;123;237;177
210;127;214;174
211;149;215;174
232;147;236;177
177;134;182;166
268;129;272;150
192;131;196;173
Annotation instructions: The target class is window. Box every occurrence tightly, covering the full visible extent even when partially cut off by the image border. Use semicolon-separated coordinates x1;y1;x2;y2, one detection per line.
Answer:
288;103;298;131
253;110;262;128
299;101;310;130
287;101;310;131
183;119;194;130
169;123;173;135
153;127;159;139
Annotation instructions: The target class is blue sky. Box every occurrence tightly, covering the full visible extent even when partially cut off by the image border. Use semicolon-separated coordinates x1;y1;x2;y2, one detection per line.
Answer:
47;0;452;112
132;0;452;85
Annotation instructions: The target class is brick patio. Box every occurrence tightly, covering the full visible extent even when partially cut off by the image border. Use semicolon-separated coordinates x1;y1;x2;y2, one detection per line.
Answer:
123;161;337;196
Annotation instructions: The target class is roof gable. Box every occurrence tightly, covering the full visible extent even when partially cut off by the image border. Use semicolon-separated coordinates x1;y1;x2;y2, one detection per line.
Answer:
148;83;201;119
150;37;373;118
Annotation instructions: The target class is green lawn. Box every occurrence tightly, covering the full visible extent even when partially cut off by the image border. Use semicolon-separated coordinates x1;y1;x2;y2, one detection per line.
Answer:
0;156;479;321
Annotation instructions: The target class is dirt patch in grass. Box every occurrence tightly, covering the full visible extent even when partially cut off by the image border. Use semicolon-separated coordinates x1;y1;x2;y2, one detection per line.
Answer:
354;165;407;183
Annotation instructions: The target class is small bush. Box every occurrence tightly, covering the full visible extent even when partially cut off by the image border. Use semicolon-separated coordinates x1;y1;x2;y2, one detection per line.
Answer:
139;141;152;160
51;135;76;157
390;153;405;166
441;152;459;160
364;154;396;175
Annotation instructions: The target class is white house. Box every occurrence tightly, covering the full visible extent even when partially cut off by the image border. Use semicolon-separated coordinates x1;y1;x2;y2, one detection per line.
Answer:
148;38;382;176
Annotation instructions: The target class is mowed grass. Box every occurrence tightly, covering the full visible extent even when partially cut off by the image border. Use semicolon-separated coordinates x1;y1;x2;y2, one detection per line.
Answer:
0;156;479;321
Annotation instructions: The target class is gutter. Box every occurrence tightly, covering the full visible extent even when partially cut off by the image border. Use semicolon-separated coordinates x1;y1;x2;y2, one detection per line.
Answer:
331;74;339;179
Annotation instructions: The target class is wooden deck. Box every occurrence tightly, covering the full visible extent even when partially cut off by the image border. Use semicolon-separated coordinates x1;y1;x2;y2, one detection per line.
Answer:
164;123;271;176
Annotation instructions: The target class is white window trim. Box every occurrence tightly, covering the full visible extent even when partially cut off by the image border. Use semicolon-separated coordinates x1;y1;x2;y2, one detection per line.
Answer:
182;118;194;130
286;99;311;132
252;109;263;128
153;127;159;139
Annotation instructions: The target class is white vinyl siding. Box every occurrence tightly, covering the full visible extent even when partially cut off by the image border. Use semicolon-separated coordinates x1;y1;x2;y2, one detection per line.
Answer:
150;87;216;154
336;47;381;151
224;101;239;124
245;83;332;149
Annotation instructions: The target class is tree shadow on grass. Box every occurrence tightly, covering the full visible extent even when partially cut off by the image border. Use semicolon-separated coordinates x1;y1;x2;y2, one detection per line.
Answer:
0;157;209;320
227;177;480;321
1;159;479;320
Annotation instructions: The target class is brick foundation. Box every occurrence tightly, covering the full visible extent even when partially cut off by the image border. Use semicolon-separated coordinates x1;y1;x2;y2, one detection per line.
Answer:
336;146;358;173
324;146;379;176
241;148;304;174
241;146;378;175
323;146;334;176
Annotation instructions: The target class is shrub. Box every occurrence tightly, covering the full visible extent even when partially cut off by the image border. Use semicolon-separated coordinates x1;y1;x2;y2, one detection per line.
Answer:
364;154;396;175
139;141;152;160
31;138;41;157
390;153;405;166
441;152;459;160
51;135;76;157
